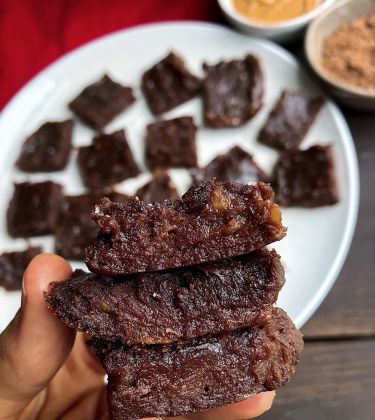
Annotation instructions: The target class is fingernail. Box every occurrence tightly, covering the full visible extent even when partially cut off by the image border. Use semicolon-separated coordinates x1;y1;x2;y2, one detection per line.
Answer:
21;275;27;307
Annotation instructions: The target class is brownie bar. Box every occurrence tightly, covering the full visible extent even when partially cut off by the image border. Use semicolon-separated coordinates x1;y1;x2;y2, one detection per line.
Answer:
203;54;263;127
275;145;339;207
78;130;140;189
136;171;179;204
85;180;286;276
69;74;135;130
191;145;268;184
145;116;197;170
142;52;201;115
258;90;324;151
15;120;73;172
90;308;303;420
0;246;42;291
7;181;63;237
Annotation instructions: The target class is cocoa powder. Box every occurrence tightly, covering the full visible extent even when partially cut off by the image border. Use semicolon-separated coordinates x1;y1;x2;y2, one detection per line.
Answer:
321;13;375;91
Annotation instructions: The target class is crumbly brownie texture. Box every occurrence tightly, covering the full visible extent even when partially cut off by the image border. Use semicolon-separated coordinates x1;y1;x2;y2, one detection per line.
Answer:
85;180;286;276
141;52;201;115
258;90;324;151
69;74;135;130
275;145;339;208
78;130;140;189
191;146;268;184
136;171;179;204
55;190;128;260
203;54;263;127
89;308;303;420
7;181;63;237
145;116;197;170
0;246;42;291
15;120;73;172
45;248;285;345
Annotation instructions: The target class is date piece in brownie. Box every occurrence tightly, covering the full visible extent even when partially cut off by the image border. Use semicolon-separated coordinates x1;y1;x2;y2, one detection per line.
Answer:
89;308;303;420
78;130;140;189
275;145;339;208
142;52;201;115
203;54;263;127
15;120;73;172
136;171;179;204
69;74;135;130
191;146;268;184
45;248;285;345
55;190;128;260
145;116;197;170
258;91;324;151
85;180;286;276
7;181;63;237
0;246;42;291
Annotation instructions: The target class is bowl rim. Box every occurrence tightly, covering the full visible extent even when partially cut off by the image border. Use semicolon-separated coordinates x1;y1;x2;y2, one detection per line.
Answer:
305;0;375;99
218;0;336;29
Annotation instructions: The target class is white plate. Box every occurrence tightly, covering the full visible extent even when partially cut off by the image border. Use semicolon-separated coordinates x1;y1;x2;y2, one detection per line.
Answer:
0;22;359;333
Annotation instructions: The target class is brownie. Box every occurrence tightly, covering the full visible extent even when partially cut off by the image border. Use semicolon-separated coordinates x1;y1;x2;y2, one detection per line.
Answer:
0;246;42;291
7;181;63;237
55;190;128;260
274;145;339;207
69;74;135;130
78;130;140;189
15;120;73;172
203;54;263;127
89;307;303;420
145;116;197;170
191;145;268;184
258;90;324;151
85;180;286;276
141;52;201;115
136;171;179;204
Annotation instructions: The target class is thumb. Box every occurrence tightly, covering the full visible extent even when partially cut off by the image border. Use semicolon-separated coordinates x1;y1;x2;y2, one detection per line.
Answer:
0;253;75;419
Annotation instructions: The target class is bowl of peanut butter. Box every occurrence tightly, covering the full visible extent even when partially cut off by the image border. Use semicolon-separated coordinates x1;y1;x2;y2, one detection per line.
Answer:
217;0;335;43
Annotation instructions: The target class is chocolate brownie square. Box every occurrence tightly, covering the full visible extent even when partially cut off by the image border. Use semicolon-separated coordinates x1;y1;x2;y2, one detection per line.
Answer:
69;75;135;130
203;54;263;127
275;145;339;207
7;181;63;237
15;120;73;172
258;91;324;151
136;171;179;203
142;52;201;115
191;146;268;184
0;246;42;291
145;116;197;170
78;130;140;189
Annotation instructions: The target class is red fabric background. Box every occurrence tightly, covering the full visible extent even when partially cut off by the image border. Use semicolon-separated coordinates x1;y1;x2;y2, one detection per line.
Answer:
0;0;222;110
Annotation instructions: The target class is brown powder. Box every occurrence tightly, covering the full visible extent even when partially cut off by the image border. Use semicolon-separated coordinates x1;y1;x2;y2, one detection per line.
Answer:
321;13;375;91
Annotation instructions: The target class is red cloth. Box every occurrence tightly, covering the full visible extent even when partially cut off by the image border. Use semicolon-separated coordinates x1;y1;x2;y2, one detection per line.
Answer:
0;0;222;110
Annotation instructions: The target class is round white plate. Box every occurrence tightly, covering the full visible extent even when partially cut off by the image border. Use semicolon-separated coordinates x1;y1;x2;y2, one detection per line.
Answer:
0;22;359;333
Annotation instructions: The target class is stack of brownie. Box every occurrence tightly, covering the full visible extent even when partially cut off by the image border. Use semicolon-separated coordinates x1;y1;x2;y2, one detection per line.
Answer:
45;179;303;420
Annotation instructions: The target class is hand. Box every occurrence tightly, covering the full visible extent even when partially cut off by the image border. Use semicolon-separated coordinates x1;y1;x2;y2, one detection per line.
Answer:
0;254;275;420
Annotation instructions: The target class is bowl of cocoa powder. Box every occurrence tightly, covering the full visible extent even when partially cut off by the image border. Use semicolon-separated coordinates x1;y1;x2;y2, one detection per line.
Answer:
305;0;375;110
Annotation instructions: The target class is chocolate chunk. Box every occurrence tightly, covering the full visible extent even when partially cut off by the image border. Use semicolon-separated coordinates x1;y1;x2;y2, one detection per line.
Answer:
69;75;135;130
258;90;324;151
78;130;140;189
15;120;73;172
85;180;286;276
145;116;197;170
275;145;339;207
7;181;64;237
0;246;42;291
142;52;201;115
89;308;303;420
136;171;179;203
203;54;263;127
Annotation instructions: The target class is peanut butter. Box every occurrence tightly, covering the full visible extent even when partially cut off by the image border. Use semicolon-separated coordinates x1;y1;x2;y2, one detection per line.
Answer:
233;0;323;24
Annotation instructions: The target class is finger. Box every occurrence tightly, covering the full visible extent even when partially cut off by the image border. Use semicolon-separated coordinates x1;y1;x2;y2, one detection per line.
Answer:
0;253;75;418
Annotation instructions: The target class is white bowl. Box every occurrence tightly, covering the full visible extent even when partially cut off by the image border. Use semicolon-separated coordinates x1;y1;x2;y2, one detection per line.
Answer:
217;0;335;43
305;0;375;110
